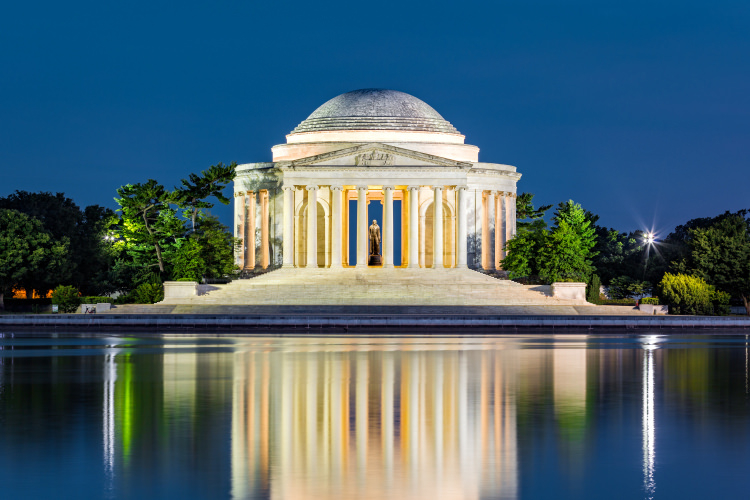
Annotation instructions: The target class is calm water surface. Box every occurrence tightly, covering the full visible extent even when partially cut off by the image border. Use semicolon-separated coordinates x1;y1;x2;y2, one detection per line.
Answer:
1;331;749;499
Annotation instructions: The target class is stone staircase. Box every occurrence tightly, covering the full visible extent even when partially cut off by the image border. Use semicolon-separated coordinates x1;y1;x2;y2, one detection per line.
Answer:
158;267;601;307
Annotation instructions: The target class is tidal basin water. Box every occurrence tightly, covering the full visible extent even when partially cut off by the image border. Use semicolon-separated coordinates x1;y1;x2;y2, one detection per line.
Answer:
1;332;749;499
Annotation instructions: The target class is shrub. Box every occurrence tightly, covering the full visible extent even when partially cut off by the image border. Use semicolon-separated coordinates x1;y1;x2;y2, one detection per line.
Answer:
587;274;602;304
711;290;731;316
640;297;660;305
658;273;721;315
130;283;164;304
80;296;111;304
598;298;637;306
175;277;198;282
51;285;80;313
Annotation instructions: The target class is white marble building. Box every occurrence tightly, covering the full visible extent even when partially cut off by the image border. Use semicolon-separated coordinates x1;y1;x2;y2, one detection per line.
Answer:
233;89;520;272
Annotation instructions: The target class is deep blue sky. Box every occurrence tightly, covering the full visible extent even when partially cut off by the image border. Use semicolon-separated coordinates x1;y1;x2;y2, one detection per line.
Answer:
2;0;748;235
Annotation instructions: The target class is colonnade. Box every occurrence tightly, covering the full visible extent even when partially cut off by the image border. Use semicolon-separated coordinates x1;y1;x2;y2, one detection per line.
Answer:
281;185;467;269
236;185;516;270
234;190;272;270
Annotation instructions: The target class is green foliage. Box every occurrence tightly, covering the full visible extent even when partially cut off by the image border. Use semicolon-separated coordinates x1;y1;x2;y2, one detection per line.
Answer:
710;290;731;316
170;239;205;281
51;285;80;313
0;191;117;295
658;273;723;315
80;296;111;304
598;298;637;306
502;219;546;278
515;193;552;231
0;209;70;310
175;278;198;282
688;212;750;316
194;215;238;278
174;162;236;232
640;297;660;305
115;179;183;274
502;199;597;284
608;275;653;299
587;274;602;303
128;283;164;304
538;219;590;283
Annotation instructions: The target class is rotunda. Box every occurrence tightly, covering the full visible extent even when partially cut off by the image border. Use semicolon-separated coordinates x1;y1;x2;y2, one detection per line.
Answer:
233;89;520;272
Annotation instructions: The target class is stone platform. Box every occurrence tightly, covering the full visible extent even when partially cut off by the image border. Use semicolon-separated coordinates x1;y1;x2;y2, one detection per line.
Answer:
159;267;604;307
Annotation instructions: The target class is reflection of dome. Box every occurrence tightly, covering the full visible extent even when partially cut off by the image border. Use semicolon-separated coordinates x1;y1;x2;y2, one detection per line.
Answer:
290;89;461;135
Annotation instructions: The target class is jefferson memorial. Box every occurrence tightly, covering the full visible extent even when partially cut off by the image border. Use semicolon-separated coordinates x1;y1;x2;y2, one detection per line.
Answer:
233;88;519;272
162;89;592;306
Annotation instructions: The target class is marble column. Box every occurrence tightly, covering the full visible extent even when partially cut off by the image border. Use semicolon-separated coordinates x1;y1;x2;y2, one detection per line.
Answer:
306;186;318;268
261;190;269;269
495;191;502;270
457;186;468;268
234;192;245;269
282;186;295;268
498;191;507;265
331;185;343;267
246;191;256;270
433;186;444;268
508;193;516;238
482;190;495;271
356;186;368;268
407;186;419;268
383;186;394;268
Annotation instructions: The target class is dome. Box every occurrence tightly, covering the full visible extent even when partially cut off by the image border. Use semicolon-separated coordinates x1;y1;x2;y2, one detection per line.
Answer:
290;89;461;135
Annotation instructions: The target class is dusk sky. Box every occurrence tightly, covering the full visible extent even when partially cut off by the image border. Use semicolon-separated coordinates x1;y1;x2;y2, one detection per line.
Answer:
2;0;748;235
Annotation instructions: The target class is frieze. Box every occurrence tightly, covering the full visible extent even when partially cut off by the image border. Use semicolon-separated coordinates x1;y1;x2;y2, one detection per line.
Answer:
355;151;394;166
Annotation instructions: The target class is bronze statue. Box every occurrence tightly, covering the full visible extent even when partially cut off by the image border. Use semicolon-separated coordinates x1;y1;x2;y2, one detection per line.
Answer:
369;220;381;255
368;220;382;265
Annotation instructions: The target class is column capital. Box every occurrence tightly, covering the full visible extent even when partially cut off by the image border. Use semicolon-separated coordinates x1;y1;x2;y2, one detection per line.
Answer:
407;185;420;191
356;185;369;191
282;185;295;192
330;185;344;191
456;185;468;192
235;191;244;197
433;185;443;192
305;185;319;191
383;185;395;191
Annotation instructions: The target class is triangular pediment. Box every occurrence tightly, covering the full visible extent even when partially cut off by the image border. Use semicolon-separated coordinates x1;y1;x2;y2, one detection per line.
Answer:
284;143;472;169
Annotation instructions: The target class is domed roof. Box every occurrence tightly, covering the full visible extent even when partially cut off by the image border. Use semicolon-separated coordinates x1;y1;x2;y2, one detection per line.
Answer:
290;89;461;135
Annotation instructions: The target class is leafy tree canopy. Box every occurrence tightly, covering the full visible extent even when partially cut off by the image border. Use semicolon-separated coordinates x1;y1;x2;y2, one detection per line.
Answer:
0;209;69;309
174;162;236;232
688;211;750;315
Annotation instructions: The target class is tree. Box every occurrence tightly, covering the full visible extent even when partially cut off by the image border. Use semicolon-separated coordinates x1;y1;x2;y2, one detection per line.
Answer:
538;219;591;283
175;162;236;232
115;180;183;274
552;200;598;261
515;193;552;231
194;215;237;278
0;191;116;295
688;212;750;315
536;201;597;283
502;218;547;279
0;209;69;310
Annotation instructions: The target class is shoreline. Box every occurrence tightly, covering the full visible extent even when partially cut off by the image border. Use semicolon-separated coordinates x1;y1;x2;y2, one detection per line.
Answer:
1;312;749;331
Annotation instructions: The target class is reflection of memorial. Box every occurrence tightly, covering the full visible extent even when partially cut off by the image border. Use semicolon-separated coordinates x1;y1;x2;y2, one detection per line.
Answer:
230;346;520;499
